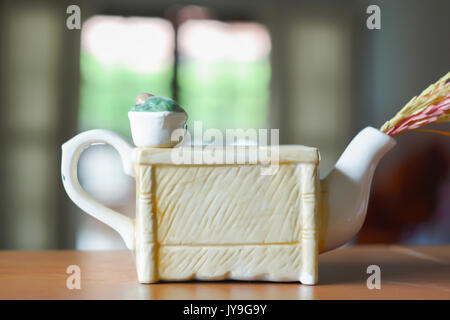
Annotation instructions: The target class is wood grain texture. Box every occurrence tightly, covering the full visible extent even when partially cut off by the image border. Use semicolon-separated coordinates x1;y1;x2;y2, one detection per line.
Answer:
154;165;302;244
158;244;302;281
133;145;319;165
133;146;319;284
1;246;449;299
135;165;158;283
297;163;319;284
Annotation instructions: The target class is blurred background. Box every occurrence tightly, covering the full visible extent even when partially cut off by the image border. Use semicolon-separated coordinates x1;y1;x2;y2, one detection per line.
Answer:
0;0;448;250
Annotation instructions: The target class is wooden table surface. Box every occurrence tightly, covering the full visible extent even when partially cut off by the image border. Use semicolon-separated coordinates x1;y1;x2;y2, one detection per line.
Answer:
0;245;449;300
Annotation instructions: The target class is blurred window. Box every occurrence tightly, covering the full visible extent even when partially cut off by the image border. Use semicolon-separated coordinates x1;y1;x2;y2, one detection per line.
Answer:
77;14;271;249
79;15;271;137
177;20;271;132
79;16;175;137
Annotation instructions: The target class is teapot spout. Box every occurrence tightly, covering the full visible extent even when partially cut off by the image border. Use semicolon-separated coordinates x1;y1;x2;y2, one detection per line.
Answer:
320;127;396;252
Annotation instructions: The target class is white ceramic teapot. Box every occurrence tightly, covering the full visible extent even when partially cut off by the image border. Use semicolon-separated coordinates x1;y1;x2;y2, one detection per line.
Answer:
61;126;395;284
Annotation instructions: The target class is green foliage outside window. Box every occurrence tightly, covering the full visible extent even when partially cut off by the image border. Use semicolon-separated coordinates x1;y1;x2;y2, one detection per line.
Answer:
79;52;173;138
79;54;270;139
178;59;271;132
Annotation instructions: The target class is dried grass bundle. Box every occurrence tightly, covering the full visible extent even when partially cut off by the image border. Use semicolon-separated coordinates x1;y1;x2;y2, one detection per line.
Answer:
380;72;450;136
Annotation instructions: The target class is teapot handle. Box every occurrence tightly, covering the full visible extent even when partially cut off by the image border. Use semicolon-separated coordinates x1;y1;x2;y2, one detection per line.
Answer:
61;129;135;249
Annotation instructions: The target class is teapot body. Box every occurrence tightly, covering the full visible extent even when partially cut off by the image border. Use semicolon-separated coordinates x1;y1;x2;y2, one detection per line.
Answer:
62;131;321;284
133;146;320;284
61;127;395;285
